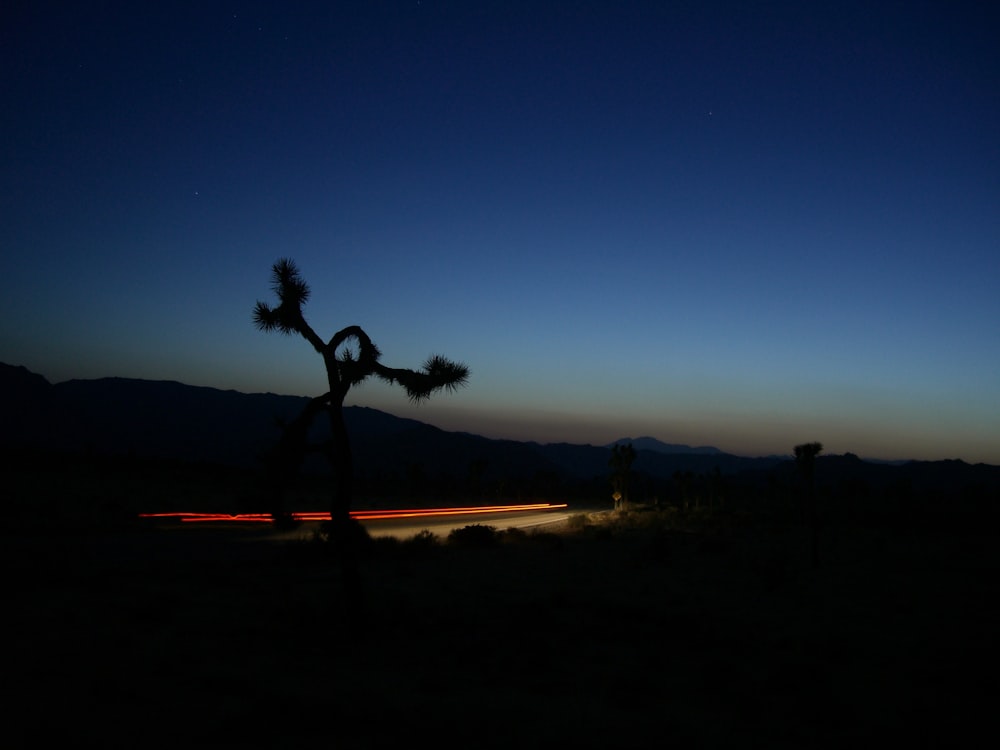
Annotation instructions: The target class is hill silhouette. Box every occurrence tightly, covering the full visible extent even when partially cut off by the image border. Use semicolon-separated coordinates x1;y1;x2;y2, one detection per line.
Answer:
0;363;761;481
608;436;723;455
3;363;998;506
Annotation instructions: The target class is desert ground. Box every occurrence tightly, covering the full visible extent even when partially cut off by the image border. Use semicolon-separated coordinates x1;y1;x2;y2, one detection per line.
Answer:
6;502;996;747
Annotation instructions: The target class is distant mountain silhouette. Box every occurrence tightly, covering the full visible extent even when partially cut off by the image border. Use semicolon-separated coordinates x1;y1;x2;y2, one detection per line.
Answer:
3;364;998;501
608;436;723;455
0;363;569;487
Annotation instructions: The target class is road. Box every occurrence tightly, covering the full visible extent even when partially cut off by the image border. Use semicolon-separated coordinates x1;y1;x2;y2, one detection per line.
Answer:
113;506;580;560
358;507;575;539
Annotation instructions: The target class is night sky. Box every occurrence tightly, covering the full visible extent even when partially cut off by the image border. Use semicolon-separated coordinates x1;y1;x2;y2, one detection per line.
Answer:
2;2;998;462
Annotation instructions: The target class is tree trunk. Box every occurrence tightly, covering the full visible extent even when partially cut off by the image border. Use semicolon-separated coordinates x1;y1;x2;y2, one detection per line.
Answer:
808;476;820;569
327;399;354;519
267;394;328;526
327;397;365;614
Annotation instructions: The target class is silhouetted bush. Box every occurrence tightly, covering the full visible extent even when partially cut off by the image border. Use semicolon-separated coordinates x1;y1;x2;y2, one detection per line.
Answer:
566;512;594;531
499;526;527;543
401;529;442;558
447;524;499;548
523;530;564;550
290;517;374;557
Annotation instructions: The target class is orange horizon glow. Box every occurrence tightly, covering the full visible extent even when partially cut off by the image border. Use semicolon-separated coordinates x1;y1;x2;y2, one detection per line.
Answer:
138;502;569;523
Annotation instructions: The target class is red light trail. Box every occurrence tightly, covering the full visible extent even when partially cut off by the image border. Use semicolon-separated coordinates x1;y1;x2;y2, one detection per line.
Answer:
138;503;568;523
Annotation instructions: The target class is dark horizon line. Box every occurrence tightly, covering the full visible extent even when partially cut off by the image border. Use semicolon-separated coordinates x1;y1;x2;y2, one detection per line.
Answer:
4;362;996;468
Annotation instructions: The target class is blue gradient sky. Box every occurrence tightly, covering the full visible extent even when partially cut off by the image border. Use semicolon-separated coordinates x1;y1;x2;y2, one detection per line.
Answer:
2;2;998;462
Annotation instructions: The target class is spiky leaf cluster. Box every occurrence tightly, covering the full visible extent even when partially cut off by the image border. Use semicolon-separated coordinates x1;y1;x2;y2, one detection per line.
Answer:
794;442;823;462
252;258;311;336
380;354;470;403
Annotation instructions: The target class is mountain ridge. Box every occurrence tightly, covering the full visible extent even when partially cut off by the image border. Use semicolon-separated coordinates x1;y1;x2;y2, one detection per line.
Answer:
608;436;723;455
3;364;998;504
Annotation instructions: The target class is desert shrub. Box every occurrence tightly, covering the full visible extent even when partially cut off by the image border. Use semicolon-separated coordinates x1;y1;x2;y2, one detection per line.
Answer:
363;530;441;560
279;526;335;562
447;524;500;549
370;535;402;555
566;513;592;531
401;529;442;558
581;522;614;541
287;518;374;558
499;526;528;543
525;530;564;550
409;528;439;545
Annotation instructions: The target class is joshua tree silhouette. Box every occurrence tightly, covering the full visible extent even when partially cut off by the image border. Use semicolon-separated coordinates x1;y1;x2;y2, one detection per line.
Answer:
609;442;636;511
794;441;823;568
254;258;469;597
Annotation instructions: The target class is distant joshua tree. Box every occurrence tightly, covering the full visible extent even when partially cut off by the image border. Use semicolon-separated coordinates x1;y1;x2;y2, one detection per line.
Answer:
794;441;823;568
254;258;469;596
609;442;637;511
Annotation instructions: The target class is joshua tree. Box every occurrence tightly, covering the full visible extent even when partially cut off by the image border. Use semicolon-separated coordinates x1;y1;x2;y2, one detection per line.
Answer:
609;442;636;511
794;441;823;568
253;258;469;594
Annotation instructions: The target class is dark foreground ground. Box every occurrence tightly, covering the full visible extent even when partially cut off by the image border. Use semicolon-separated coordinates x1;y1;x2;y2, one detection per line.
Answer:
5;509;998;748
